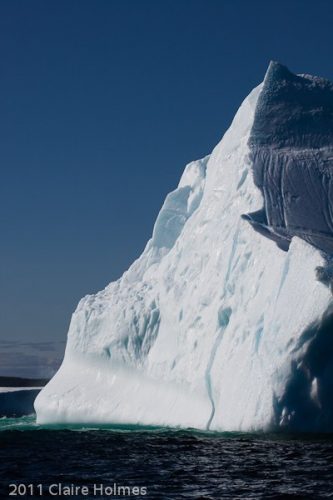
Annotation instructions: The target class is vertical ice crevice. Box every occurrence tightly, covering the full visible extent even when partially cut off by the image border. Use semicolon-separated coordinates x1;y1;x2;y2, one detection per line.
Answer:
205;226;239;429
205;306;232;430
276;252;290;302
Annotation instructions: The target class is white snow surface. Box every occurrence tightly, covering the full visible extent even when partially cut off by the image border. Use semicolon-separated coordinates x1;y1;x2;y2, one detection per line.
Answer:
35;82;332;431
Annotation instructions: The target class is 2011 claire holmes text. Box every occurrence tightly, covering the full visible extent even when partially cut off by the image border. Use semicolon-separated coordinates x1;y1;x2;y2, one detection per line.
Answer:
9;483;148;496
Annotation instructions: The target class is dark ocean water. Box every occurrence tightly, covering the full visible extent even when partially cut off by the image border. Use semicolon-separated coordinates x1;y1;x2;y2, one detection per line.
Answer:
1;417;333;499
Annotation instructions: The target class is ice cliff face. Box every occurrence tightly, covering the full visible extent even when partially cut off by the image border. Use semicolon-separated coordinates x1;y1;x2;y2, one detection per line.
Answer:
246;62;333;253
35;62;333;432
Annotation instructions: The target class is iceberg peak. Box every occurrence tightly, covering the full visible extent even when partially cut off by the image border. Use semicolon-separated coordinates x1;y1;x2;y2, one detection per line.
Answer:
250;61;333;149
264;60;299;85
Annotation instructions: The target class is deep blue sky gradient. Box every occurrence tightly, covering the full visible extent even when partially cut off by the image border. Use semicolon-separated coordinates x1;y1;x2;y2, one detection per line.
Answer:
1;0;333;375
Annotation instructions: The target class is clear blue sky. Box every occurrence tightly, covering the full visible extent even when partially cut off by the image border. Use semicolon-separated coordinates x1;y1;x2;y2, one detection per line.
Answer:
1;0;333;376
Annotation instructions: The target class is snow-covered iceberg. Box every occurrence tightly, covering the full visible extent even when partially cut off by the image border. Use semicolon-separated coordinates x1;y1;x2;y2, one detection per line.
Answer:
35;62;333;432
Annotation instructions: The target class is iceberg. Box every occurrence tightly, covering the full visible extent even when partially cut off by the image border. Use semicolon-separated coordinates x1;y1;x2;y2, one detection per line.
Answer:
35;62;333;432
